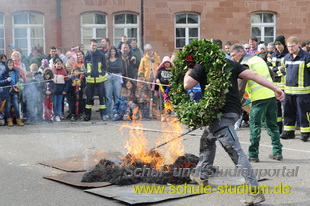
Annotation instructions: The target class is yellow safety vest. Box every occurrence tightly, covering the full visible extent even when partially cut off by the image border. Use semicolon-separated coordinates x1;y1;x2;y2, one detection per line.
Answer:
241;55;275;102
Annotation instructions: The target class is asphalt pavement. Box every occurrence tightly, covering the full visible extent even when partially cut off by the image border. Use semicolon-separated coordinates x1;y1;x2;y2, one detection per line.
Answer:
0;115;309;206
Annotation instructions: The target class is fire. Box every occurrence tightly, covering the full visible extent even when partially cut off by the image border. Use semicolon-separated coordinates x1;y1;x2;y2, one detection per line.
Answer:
120;122;163;169
156;117;185;165
120;118;184;169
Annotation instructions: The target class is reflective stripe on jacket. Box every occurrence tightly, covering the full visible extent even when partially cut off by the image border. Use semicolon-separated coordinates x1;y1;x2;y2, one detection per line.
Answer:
284;49;310;95
84;50;107;83
269;48;288;90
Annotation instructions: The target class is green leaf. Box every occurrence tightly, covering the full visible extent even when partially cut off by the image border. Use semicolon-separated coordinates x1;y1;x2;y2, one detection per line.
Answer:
169;39;232;128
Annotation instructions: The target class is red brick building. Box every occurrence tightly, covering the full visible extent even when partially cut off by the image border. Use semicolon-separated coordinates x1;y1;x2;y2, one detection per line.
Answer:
0;0;309;57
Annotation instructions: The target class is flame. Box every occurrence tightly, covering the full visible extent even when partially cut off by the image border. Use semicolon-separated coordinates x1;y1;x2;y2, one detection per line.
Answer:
156;117;184;165
120;117;185;169
120;122;163;169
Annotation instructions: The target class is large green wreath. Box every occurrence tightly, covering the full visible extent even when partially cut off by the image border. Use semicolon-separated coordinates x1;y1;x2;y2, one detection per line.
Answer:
170;39;233;128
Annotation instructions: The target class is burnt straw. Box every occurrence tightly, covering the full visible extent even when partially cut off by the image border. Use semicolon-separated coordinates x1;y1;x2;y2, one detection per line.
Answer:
82;153;199;185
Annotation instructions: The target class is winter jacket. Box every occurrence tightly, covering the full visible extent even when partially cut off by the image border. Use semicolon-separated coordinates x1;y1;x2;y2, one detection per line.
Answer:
43;80;55;101
33;71;45;100
120;52;137;79
69;75;86;98
30;53;46;67
1;67;20;96
52;67;70;95
138;52;161;82
84;50;107;83
24;79;39;103
0;75;10;99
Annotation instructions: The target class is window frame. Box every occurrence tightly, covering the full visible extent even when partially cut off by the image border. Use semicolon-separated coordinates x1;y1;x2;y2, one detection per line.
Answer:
251;12;276;43
174;12;200;49
12;11;45;56
0;13;5;54
80;12;108;49
113;12;139;47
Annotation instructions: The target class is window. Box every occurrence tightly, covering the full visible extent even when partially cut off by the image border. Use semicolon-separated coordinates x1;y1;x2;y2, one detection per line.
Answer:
251;12;276;43
113;13;138;47
13;12;44;56
81;12;107;49
0;13;4;54
175;13;200;48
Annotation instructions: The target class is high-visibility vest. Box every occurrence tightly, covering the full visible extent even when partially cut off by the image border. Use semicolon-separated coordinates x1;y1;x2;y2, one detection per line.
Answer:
241;55;275;102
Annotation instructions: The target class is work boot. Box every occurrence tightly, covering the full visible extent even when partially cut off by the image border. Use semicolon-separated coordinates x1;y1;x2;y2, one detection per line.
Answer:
301;133;309;142
248;157;259;163
7;118;13;127
280;131;295;139
269;153;283;161
189;173;208;186
16;118;24;126
240;191;265;206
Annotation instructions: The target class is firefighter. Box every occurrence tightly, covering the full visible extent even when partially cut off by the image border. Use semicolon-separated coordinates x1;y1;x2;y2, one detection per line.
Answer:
281;36;310;142
268;35;289;134
84;39;108;121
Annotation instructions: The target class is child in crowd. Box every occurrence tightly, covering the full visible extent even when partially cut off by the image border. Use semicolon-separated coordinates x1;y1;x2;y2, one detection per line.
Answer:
187;83;202;103
52;58;70;122
117;35;132;52
155;56;174;122
42;69;55;123
65;62;73;77
73;51;86;72
69;66;86;121
39;59;50;73
112;80;139;121
30;63;45;121
136;73;150;120
24;72;39;124
1;59;24;126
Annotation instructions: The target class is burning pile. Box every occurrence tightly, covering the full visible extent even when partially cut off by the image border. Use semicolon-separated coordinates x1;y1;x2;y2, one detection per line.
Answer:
82;153;198;185
82;119;199;185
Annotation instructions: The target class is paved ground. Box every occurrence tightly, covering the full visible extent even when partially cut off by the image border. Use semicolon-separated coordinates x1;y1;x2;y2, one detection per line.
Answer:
0;115;309;206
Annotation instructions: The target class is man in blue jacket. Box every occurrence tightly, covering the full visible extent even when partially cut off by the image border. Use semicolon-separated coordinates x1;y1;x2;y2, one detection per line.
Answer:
281;36;310;142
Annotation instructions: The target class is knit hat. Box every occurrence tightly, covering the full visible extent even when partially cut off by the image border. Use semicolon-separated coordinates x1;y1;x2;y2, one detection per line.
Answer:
157;56;175;70
144;44;153;51
258;44;266;51
41;59;49;67
275;35;285;46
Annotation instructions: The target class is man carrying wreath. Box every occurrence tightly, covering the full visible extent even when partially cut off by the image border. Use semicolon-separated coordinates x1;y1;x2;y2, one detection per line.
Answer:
183;40;284;205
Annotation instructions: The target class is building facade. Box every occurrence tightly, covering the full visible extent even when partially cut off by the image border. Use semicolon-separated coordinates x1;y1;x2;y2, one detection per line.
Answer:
0;0;309;57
